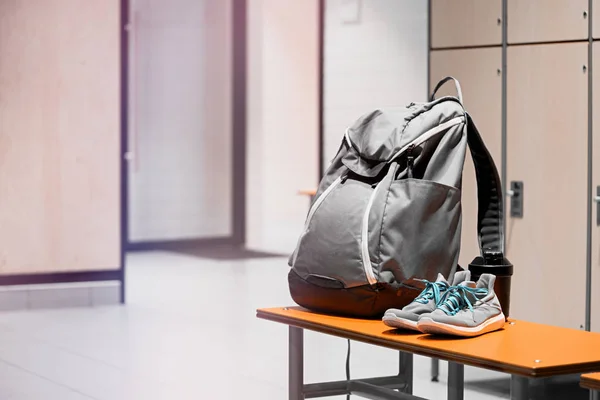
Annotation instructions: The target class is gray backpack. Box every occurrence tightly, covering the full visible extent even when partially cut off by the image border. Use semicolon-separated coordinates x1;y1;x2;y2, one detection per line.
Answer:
288;77;505;318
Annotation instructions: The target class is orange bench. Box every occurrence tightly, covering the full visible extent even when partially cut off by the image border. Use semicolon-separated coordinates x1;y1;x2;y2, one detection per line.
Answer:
581;372;600;399
257;306;600;400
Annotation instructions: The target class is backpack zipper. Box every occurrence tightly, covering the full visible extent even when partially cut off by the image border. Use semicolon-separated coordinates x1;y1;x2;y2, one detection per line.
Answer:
388;116;465;164
305;176;343;225
361;182;383;285
291;176;343;266
406;144;415;179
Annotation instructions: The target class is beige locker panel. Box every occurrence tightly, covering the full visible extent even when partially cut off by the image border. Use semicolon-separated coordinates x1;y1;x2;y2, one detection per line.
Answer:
431;0;502;48
594;0;600;38
507;43;588;329
508;0;588;44
430;48;502;270
592;43;600;332
0;0;121;273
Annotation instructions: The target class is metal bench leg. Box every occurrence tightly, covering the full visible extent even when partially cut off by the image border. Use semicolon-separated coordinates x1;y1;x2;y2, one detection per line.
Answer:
399;351;413;394
289;326;304;400
510;375;529;400
431;358;439;382
448;362;464;400
592;390;600;400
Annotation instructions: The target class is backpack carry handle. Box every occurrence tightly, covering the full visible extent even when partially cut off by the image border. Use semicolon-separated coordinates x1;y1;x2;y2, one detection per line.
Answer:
430;76;464;104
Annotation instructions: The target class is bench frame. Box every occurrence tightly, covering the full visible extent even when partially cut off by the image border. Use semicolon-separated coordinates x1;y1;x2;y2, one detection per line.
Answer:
289;326;530;400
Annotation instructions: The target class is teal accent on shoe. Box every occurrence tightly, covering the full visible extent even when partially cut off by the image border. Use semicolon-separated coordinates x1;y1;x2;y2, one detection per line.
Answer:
413;280;450;306
438;285;489;316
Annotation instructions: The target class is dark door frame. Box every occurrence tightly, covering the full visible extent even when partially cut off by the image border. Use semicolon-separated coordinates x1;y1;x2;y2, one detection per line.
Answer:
318;0;325;179
232;0;247;245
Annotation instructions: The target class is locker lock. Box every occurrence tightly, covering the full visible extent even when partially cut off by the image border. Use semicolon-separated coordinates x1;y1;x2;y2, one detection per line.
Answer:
507;181;524;218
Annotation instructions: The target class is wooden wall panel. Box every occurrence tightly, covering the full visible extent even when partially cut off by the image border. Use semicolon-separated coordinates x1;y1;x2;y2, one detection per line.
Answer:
508;0;589;44
430;48;502;270
431;0;502;49
506;43;588;329
0;0;121;273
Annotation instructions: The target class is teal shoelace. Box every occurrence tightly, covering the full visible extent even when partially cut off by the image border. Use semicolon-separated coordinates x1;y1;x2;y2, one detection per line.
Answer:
438;285;489;316
414;280;449;306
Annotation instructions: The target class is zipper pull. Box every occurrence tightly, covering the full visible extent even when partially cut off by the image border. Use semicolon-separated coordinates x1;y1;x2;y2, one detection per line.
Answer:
407;144;415;179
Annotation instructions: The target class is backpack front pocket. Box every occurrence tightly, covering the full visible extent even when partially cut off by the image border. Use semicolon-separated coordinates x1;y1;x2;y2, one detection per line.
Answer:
292;177;378;288
377;179;461;284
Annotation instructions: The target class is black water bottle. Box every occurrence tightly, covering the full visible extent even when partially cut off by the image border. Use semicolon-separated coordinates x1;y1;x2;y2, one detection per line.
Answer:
468;250;514;319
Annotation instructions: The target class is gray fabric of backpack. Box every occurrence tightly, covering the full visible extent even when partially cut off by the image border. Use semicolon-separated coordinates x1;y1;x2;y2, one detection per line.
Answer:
287;77;505;318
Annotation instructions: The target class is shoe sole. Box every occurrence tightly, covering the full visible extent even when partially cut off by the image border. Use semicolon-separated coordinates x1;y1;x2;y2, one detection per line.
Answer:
417;313;506;337
382;313;420;331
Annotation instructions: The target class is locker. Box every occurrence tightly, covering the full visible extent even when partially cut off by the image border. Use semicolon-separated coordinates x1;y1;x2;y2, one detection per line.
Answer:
430;48;502;270
431;0;502;49
507;43;588;329
594;0;600;38
592;42;600;332
508;0;589;44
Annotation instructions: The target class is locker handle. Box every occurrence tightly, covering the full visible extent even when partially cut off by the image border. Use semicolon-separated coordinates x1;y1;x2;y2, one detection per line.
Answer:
595;186;600;226
508;181;524;218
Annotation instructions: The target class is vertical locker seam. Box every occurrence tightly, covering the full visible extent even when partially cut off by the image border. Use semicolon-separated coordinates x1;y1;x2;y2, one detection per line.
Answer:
586;0;594;331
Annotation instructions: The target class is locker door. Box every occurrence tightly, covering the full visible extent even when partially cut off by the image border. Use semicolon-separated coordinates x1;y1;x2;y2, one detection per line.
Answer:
507;43;588;329
431;0;502;49
594;0;600;39
508;0;589;44
592;42;600;332
430;48;502;269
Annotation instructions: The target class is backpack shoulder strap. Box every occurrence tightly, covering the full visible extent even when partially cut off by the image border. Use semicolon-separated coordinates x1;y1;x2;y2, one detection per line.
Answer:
466;113;504;257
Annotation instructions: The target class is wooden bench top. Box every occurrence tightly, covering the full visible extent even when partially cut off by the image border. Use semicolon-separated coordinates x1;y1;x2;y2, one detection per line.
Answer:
581;372;600;391
257;306;600;378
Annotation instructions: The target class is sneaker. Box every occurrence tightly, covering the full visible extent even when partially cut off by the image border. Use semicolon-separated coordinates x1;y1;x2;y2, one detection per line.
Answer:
417;273;506;337
382;271;471;331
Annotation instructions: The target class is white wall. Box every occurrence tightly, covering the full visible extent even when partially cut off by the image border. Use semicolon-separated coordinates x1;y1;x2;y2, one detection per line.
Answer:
246;0;320;253
128;0;232;242
323;0;429;165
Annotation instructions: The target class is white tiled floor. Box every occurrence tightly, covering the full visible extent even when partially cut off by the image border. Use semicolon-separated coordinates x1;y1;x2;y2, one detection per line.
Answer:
0;252;588;399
